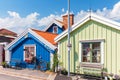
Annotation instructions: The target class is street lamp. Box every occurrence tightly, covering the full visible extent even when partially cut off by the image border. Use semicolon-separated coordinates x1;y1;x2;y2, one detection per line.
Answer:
67;0;71;77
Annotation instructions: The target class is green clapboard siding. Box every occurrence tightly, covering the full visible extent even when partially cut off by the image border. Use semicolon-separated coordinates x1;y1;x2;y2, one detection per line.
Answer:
58;20;120;74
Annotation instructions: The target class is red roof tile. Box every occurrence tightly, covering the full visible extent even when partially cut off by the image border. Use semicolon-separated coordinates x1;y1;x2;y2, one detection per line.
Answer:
32;29;58;45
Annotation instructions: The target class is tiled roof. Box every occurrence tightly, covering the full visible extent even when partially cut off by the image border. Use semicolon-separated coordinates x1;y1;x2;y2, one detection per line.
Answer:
0;28;17;37
32;29;58;45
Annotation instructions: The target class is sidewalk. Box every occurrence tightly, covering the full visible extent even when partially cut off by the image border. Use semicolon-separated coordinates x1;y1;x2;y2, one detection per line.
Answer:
0;67;93;80
0;67;57;80
54;74;88;80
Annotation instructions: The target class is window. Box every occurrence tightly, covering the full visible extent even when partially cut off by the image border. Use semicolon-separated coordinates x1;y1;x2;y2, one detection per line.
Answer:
53;26;58;33
24;45;36;63
81;42;101;63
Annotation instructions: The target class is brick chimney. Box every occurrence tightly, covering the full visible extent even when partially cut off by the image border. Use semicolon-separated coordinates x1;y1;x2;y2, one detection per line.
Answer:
62;14;74;30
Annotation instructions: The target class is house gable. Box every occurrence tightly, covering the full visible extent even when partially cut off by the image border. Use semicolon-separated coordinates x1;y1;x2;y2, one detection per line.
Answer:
44;20;63;32
11;33;51;62
5;29;56;53
46;23;64;34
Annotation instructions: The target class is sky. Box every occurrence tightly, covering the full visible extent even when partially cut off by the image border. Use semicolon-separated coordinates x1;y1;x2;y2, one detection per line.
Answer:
0;0;120;34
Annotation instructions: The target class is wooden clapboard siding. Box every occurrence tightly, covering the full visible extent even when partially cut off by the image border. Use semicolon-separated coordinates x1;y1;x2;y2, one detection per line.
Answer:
58;20;120;74
117;30;120;74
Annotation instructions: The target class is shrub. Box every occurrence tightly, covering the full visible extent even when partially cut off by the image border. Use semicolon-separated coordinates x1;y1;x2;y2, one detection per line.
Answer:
2;61;7;68
61;68;68;75
52;52;59;72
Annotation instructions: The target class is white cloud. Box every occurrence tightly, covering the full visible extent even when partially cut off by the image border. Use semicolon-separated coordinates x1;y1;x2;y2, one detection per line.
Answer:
62;8;65;12
74;10;88;23
111;1;120;16
1;1;120;34
38;14;62;30
8;11;20;18
74;1;120;22
0;11;63;34
0;11;40;34
109;1;120;20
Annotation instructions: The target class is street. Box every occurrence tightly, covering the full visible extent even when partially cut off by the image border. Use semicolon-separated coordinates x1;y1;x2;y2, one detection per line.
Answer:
0;74;30;80
0;68;53;80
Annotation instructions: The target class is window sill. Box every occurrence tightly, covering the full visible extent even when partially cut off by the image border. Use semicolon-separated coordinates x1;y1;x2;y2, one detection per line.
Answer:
80;62;103;69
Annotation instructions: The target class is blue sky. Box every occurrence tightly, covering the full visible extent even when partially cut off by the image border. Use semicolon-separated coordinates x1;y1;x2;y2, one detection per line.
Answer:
0;0;120;34
0;0;119;17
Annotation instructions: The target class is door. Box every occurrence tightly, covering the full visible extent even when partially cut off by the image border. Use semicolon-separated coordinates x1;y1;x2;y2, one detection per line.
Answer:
0;45;4;65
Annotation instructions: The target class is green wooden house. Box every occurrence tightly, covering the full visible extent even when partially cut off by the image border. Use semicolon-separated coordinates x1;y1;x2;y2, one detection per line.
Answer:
55;13;120;76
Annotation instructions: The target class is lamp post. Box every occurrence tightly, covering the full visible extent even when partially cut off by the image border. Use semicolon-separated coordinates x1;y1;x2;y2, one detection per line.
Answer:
67;0;71;77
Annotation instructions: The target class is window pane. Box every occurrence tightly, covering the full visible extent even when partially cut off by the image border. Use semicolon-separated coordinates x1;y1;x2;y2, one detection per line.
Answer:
25;52;29;58
92;42;101;63
82;50;87;62
92;42;100;50
82;43;90;62
25;47;29;58
53;26;57;33
29;47;35;56
82;43;90;49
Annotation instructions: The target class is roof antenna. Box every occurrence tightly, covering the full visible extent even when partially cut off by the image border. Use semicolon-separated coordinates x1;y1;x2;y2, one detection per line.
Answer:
89;0;92;19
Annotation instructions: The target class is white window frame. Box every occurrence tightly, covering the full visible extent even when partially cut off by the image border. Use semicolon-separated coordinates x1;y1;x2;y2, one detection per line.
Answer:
53;26;58;33
23;44;36;61
79;39;104;64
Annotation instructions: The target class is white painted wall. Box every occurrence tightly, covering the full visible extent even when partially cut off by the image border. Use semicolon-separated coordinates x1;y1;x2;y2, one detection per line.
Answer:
5;50;11;63
50;53;53;69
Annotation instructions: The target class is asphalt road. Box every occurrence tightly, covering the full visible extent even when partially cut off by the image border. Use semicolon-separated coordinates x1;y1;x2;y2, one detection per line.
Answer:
0;74;30;80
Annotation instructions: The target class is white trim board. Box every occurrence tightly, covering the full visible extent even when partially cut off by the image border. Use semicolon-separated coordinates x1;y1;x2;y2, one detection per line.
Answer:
55;12;120;42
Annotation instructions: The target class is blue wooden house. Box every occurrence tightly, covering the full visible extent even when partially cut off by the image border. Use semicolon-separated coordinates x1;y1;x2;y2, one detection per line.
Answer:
5;28;58;69
5;14;74;70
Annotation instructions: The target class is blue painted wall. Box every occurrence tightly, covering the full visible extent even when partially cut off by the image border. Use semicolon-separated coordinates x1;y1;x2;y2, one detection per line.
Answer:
47;23;64;34
10;33;51;69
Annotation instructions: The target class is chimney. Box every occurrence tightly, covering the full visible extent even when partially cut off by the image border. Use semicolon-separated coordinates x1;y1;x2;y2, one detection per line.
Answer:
62;14;74;30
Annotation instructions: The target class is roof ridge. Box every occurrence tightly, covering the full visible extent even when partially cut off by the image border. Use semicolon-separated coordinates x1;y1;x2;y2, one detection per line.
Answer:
0;28;15;32
0;28;17;36
32;28;58;35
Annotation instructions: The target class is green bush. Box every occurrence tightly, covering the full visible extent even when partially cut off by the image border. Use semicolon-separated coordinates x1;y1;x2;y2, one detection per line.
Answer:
47;62;50;70
61;69;68;75
52;52;59;72
2;61;7;68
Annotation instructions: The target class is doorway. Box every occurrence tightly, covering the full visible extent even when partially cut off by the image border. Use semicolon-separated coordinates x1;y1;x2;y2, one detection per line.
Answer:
0;44;5;65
